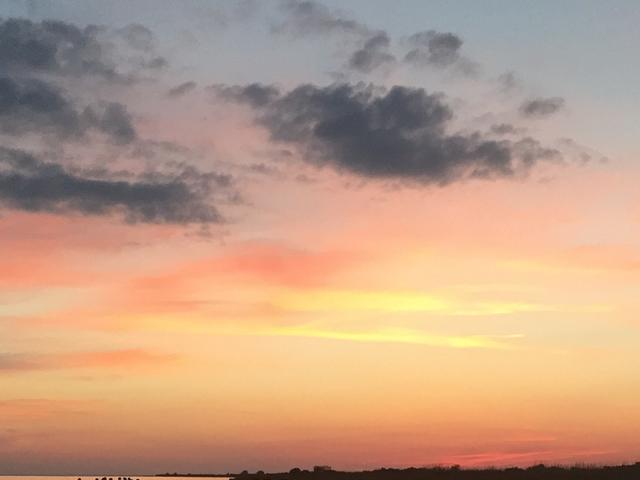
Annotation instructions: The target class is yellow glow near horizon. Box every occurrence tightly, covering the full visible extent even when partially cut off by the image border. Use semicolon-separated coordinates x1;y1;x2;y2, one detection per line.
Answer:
269;327;524;349
272;289;451;313
270;288;611;316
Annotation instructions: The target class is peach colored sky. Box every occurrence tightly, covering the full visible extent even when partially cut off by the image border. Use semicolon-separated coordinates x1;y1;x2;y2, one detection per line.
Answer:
1;0;640;474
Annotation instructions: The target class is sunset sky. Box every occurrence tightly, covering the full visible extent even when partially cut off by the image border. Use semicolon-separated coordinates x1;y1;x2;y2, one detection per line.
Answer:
1;0;640;475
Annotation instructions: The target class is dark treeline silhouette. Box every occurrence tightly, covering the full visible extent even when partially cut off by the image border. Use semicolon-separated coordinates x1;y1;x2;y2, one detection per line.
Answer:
157;474;234;478
193;463;640;480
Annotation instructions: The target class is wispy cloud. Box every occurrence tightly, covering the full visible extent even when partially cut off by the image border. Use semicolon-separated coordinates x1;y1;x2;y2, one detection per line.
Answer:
267;326;523;349
520;97;565;118
0;349;180;374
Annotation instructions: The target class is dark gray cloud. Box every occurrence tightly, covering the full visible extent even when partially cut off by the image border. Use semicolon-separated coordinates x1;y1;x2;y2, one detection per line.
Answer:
0;18;234;228
211;83;280;107
557;137;608;164
248;162;280;176
275;2;482;76
497;71;521;93
273;0;369;37
0;18;116;77
510;137;560;168
83;102;137;144
520;97;565;117
167;81;197;97
405;30;462;67
274;1;397;74
490;123;525;136
348;32;395;73
216;82;560;184
144;56;168;70
0;76;81;137
0;76;137;143
0;147;223;224
0;18;166;80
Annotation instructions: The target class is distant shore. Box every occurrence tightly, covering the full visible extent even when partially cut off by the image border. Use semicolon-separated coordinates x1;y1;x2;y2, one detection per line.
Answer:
158;463;640;480
156;475;233;478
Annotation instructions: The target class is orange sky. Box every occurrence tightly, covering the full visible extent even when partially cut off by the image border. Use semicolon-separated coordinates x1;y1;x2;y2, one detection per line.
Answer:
3;161;640;473
2;1;640;475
